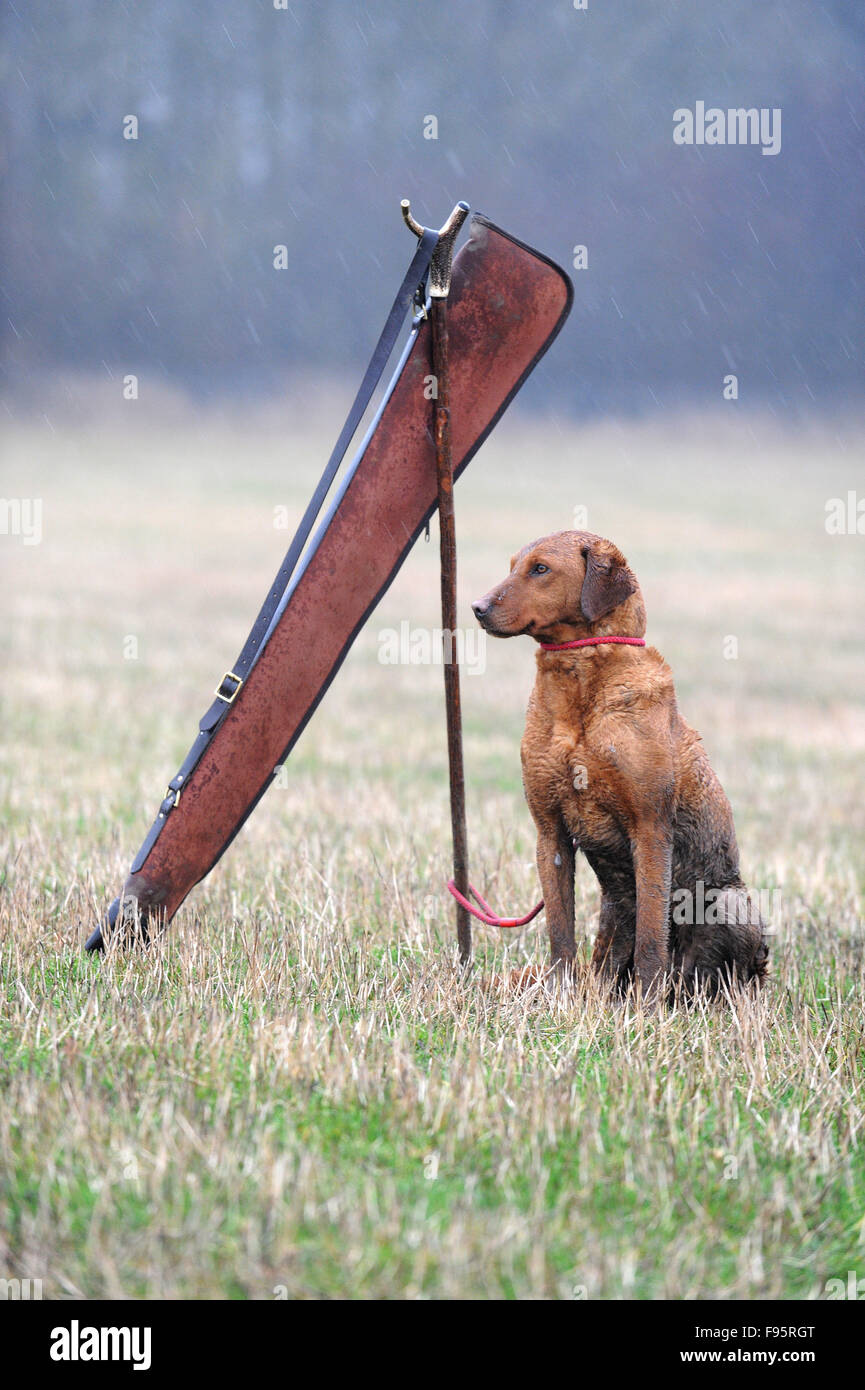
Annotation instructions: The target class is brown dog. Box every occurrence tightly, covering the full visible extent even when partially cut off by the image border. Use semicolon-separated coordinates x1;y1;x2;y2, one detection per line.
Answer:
473;531;768;998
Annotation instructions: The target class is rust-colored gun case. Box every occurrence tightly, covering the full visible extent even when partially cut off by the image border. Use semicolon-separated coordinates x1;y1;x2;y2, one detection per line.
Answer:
86;213;572;949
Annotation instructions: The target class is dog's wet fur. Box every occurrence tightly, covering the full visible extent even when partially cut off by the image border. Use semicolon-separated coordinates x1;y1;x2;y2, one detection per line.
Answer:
473;531;769;1000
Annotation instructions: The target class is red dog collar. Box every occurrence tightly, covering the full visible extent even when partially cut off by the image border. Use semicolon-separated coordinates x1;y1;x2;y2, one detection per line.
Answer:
539;635;646;652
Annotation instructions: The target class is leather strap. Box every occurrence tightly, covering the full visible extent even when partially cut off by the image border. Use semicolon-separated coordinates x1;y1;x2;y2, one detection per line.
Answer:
128;228;438;876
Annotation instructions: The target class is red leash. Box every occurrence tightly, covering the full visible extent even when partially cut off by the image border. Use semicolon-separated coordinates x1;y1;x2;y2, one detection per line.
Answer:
445;634;645;928
447;879;544;929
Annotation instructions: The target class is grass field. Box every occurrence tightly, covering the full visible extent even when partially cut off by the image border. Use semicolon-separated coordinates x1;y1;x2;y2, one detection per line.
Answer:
1;391;864;1299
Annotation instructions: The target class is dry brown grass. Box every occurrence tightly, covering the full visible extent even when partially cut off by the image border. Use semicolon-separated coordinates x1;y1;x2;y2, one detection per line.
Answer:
1;401;863;1298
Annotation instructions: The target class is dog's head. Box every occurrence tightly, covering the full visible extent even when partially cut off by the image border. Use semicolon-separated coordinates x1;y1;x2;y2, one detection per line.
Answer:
472;531;645;643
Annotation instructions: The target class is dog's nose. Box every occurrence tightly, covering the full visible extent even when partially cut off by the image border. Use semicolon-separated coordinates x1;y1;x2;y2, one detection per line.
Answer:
472;599;489;620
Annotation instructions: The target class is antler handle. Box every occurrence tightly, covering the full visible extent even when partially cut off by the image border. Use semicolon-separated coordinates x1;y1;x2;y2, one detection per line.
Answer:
400;197;470;298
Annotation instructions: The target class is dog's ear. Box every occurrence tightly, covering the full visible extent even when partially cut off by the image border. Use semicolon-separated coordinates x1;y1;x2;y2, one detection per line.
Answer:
579;541;637;623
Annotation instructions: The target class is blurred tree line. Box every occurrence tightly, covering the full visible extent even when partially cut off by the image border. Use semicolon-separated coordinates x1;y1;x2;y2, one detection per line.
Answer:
2;0;862;417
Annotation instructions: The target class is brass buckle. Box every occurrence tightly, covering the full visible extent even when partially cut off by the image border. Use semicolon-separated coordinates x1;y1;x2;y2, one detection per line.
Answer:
215;670;244;704
164;783;181;809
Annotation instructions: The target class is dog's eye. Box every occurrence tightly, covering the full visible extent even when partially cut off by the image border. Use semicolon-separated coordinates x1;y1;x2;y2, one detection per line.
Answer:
531;563;550;575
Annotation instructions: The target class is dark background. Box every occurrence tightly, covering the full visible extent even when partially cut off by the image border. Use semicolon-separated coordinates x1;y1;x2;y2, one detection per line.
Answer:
2;0;863;418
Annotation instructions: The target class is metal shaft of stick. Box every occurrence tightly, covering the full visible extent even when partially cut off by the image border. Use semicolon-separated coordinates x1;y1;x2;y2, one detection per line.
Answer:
401;197;471;966
430;296;471;967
